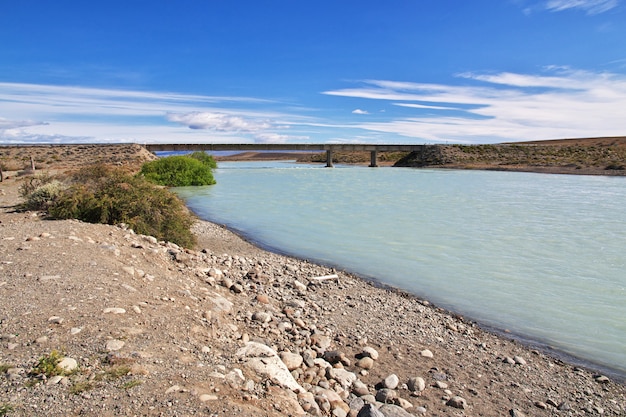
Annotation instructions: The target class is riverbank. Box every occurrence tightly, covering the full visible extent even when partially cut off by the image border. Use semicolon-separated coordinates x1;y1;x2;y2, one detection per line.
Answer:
1;145;625;416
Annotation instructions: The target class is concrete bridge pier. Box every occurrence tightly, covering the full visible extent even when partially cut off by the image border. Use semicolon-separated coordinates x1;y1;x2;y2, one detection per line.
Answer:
369;151;378;167
326;150;334;167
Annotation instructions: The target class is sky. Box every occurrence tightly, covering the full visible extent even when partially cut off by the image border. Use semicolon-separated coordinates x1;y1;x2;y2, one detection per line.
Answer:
1;0;626;145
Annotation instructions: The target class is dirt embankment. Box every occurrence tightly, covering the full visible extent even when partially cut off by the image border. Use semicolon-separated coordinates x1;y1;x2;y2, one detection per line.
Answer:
394;137;626;175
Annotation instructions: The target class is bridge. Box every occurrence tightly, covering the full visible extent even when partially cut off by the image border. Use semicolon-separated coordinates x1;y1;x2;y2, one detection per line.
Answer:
143;143;426;167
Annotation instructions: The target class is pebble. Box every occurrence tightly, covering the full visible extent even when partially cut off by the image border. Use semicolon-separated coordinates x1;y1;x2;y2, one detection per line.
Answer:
420;349;433;358
279;351;304;371
48;316;64;324
408;376;426;392
57;357;78;373
446;396;467;409
105;339;125;351
70;327;82;335
383;373;400;390
103;307;126;314
361;346;379;360
356;357;374;370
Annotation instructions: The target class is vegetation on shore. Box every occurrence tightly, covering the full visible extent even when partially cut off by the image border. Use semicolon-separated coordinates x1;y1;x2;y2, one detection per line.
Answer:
139;151;217;186
394;142;626;173
16;152;219;248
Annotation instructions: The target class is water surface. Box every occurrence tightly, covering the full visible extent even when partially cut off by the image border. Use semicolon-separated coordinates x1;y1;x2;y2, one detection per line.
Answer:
175;161;626;376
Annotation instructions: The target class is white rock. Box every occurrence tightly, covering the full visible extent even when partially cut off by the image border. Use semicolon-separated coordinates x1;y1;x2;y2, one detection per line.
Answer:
420;349;433;358
408;376;426;392
199;394;218;402
327;367;357;389
280;351;304;371
70;327;82;335
362;346;379;360
103;307;126;314
383;373;400;390
105;339;125;351
57;357;78;373
236;342;304;393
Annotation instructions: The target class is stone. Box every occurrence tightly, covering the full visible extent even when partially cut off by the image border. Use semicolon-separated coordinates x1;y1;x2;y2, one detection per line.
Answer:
294;280;308;292
434;380;448;389
534;401;547;409
361;346;379;360
446;396;467;409
513;355;526;365
70;327;82;335
103;307;126;314
57;357;78;373
407;376;426;392
236;342;304;393
280;351;304;371
327;367;357;389
310;334;332;350
594;375;610;384
199;394;218;402
298;392;322;416
352;379;370;396
207;292;234;313
356;404;384;417
356;357;374;370
323;351;343;364
252;311;272;323
379;404;415;417
48;316;64;324
105;339;125;351
383;373;400;389
420;349;433;358
375;388;396;403
509;409;527;417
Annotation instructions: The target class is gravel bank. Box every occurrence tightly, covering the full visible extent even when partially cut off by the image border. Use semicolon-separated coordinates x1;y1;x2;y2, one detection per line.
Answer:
1;148;625;416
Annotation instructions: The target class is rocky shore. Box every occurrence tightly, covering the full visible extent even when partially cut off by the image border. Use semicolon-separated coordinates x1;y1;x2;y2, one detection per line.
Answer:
1;146;625;416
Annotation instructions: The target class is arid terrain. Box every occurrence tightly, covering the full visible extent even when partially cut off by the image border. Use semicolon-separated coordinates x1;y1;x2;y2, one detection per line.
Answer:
0;143;625;416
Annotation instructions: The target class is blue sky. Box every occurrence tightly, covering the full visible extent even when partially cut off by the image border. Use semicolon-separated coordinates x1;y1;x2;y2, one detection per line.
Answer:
1;0;626;145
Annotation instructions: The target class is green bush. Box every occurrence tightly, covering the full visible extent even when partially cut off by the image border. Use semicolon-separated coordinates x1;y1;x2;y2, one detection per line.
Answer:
49;166;197;248
188;151;217;169
139;154;216;187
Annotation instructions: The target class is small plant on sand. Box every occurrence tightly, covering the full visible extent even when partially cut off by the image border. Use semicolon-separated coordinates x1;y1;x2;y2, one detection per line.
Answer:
29;350;64;378
0;403;15;416
106;365;131;379
120;379;143;390
69;381;94;395
139;153;216;186
48;165;197;247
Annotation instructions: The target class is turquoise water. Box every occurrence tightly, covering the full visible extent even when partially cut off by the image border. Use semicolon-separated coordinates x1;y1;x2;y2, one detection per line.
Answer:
175;161;626;375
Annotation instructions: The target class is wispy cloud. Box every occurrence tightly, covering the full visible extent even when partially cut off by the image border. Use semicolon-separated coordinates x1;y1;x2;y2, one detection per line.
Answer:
323;67;626;142
352;109;369;115
545;0;619;14
0;82;305;144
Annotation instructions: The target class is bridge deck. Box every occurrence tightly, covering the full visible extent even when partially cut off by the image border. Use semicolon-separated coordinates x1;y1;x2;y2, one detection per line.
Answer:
144;143;424;167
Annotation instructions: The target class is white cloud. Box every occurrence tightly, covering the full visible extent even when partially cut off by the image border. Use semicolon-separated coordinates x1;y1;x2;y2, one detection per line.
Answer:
255;133;310;143
545;0;619;14
352;109;369;114
323;68;626;142
0;82;311;143
167;112;271;132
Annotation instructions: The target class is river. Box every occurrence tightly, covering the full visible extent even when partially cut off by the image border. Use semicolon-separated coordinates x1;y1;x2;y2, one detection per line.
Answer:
174;161;626;376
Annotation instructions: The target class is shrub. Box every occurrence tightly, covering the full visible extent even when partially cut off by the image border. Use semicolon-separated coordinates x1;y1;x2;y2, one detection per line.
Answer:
49;166;197;248
139;154;216;187
22;180;64;211
188;151;217;169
